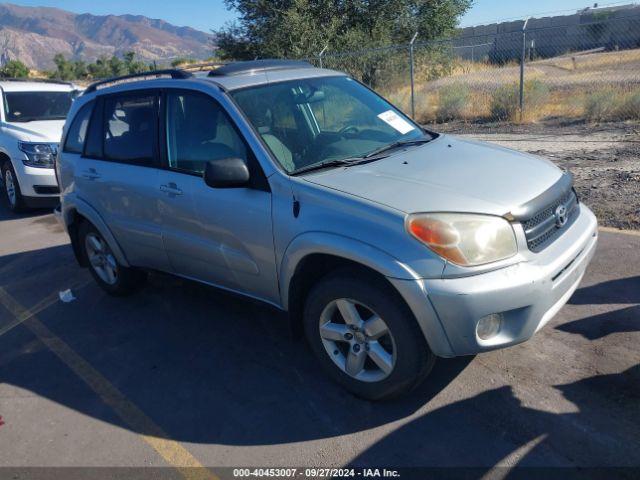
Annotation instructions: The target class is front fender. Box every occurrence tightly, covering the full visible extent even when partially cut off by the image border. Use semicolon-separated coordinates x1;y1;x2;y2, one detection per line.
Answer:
62;194;131;268
279;231;419;309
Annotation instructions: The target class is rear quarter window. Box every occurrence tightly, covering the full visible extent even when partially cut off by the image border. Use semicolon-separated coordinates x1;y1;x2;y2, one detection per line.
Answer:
63;101;94;154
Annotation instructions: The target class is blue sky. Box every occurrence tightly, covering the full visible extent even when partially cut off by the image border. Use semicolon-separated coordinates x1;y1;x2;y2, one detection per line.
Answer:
460;0;631;26
5;0;634;32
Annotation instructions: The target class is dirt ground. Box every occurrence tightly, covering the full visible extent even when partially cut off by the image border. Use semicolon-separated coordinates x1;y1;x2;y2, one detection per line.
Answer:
436;120;640;230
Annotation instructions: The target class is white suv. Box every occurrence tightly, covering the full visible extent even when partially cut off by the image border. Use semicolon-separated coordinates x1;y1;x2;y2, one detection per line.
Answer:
0;80;78;212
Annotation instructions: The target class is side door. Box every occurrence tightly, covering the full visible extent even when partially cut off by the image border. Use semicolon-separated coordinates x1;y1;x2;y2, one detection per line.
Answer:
158;88;279;305
75;90;170;272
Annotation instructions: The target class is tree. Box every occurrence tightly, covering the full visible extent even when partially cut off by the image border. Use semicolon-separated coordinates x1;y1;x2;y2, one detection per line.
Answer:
0;59;29;78
171;57;196;67
50;54;75;80
50;54;89;80
215;0;472;60
87;56;112;79
45;51;181;81
123;51;149;74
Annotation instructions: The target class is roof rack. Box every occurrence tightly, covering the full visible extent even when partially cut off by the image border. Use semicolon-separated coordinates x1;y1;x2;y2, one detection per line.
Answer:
84;69;193;94
0;78;76;86
208;59;313;77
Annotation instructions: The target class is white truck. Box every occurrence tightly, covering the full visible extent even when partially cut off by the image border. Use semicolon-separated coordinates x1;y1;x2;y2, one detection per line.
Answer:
0;79;78;212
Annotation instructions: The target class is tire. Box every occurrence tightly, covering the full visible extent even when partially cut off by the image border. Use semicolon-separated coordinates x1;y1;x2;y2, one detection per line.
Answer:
303;269;435;401
79;221;146;296
2;160;26;213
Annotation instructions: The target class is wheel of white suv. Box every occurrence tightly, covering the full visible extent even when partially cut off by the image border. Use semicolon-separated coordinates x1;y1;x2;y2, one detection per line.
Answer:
303;269;435;401
79;221;147;296
2;161;25;212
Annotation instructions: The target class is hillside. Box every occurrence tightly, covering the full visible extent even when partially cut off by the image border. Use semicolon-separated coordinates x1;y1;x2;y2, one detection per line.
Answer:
0;3;214;69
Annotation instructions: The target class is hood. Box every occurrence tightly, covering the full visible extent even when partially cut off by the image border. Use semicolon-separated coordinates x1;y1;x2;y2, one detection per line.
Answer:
302;135;563;216
2;120;65;143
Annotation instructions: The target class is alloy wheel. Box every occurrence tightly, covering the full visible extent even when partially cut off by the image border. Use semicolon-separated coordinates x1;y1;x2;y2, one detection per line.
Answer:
85;232;118;285
4;169;16;207
319;298;396;382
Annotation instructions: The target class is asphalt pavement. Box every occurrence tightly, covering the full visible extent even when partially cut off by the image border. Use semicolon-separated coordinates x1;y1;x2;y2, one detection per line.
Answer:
0;197;638;478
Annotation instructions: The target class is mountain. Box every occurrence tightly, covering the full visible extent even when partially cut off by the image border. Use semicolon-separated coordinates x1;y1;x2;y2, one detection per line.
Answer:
0;3;215;70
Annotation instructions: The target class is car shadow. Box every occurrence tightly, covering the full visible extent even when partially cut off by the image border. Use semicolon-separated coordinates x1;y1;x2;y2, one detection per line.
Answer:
0;193;53;222
557;305;640;340
557;276;640;340
0;243;473;447
569;276;640;306
0;241;638;470
348;365;640;469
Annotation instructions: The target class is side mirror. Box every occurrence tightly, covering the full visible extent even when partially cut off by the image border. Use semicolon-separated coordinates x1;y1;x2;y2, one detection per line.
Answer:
204;157;250;189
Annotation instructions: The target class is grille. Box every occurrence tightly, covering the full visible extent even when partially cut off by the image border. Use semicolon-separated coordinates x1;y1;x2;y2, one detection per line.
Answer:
522;189;578;252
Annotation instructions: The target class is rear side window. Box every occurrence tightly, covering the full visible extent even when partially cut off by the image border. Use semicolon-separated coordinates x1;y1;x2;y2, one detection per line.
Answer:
165;91;247;175
103;94;157;166
63;101;93;154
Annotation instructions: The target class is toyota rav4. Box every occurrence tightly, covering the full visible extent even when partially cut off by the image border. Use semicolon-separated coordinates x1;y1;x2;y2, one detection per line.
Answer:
55;61;598;400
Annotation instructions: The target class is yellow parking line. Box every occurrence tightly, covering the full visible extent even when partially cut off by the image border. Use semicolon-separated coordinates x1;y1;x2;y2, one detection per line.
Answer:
0;287;218;480
0;280;90;338
598;226;640;237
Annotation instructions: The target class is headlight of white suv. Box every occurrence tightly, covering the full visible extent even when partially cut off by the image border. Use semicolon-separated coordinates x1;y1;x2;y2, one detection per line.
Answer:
407;213;517;267
18;142;57;168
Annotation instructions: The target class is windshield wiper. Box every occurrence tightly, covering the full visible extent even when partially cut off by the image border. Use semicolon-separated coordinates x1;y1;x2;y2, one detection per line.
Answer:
291;135;435;175
291;158;358;175
363;136;433;159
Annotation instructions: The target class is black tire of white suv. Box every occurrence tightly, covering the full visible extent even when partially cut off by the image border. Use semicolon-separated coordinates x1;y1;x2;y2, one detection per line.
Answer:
303;269;436;401
2;161;26;212
79;221;147;296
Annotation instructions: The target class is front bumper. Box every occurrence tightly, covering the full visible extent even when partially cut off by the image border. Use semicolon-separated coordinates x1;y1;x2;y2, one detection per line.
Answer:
12;161;59;198
391;204;598;357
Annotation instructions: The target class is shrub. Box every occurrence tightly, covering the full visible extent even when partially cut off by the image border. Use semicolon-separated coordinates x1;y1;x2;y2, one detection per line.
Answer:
618;90;640;120
0;60;29;78
585;90;622;121
490;80;549;121
436;83;470;121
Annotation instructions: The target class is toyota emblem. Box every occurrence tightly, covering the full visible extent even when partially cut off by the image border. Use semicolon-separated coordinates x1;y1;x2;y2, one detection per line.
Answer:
555;204;568;227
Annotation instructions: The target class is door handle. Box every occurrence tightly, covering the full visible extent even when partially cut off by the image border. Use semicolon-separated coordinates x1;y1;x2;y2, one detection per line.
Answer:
160;183;183;196
81;168;101;180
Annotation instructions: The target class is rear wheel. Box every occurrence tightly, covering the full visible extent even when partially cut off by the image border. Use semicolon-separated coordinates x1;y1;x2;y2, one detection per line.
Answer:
303;270;435;401
2;161;25;212
79;222;146;296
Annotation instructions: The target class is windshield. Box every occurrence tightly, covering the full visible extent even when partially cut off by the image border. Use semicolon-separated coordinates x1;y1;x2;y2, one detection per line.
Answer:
3;91;74;122
231;76;430;173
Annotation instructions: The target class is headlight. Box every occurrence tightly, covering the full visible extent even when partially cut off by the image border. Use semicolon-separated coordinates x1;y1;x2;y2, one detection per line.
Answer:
18;142;57;168
407;213;517;266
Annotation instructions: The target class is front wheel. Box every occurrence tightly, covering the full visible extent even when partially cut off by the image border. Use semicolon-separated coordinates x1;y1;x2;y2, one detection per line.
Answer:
303;270;435;401
79;222;146;296
2;161;25;212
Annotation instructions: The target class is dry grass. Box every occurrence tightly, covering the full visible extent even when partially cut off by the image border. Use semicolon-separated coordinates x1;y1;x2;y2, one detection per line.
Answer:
447;59;519;77
388;47;640;124
410;85;640;124
537;48;640;72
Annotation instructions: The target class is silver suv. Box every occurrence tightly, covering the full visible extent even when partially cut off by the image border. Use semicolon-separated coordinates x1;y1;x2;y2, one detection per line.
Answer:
56;61;598;400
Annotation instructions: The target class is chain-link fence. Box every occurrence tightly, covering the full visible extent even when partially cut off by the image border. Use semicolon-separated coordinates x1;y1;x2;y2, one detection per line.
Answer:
305;6;640;128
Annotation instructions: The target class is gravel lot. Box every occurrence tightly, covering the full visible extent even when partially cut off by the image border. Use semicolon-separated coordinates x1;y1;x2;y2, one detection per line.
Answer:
440;120;640;230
